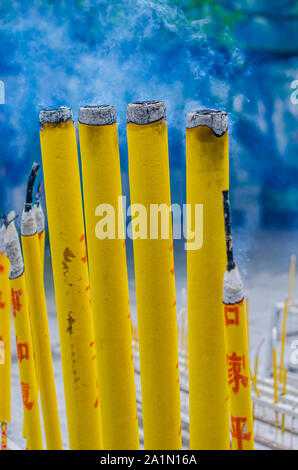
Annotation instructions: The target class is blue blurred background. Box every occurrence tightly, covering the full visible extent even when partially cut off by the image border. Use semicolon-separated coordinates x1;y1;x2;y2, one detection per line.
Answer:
0;0;297;229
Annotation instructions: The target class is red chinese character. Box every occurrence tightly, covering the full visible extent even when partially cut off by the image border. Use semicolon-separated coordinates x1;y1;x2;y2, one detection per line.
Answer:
17;338;29;362
227;352;248;393
224;304;239;326
21;382;34;410
94;379;99;408
80;234;87;263
0;264;4;272
231;416;251;450
11;288;23;317
0;291;5;309
90;340;96;361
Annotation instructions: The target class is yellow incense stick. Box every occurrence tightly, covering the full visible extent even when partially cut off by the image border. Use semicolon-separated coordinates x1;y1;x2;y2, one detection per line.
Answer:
222;190;254;451
127;101;181;450
21;164;62;450
186;110;229;449
245;298;250;348
0;225;11;444
5;218;43;450
273;347;278;404
39;107;101;450
79;106;139;450
282;368;288;395
281;413;285;435
279;300;288;383
281;371;287;440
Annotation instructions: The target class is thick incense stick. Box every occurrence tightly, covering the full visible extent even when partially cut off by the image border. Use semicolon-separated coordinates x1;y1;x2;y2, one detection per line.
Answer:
186;110;230;450
127;101;181;450
79;105;139;450
39;107;101;449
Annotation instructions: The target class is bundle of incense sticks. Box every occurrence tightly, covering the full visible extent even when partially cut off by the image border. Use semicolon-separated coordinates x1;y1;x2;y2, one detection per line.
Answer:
0;103;257;452
21;163;62;449
5;211;43;450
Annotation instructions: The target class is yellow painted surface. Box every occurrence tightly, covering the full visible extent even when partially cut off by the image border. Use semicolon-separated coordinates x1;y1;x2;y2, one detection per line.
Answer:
38;230;45;272
0;253;11;424
223;298;254;450
21;233;62;449
186;125;229;449
279;300;288;383
127;119;181;450
273;348;278;404
11;273;43;450
79;121;139;450
40;119;101;449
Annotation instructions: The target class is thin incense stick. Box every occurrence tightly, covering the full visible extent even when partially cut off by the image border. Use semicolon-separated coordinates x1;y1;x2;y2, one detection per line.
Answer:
21;163;62;449
222;189;254;450
0;223;11;449
5;214;43;450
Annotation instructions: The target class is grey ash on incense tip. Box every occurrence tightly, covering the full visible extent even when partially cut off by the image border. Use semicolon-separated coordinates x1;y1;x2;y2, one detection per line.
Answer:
127;101;166;125
79;105;117;126
186;109;228;136
39;106;73;128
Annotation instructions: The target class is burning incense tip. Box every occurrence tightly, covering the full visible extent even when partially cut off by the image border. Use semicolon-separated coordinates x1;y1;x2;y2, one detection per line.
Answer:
79;105;116;126
24;162;40;213
223;264;244;305
127;100;166;125
186;109;228;136
39;106;73;127
4;218;24;279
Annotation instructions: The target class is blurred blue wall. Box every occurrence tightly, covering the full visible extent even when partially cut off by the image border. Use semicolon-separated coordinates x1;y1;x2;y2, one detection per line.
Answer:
0;0;297;228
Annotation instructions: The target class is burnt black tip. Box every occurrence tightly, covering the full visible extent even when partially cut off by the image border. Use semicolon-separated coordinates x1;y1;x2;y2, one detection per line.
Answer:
24;162;41;213
35;180;43;206
222;190;235;271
